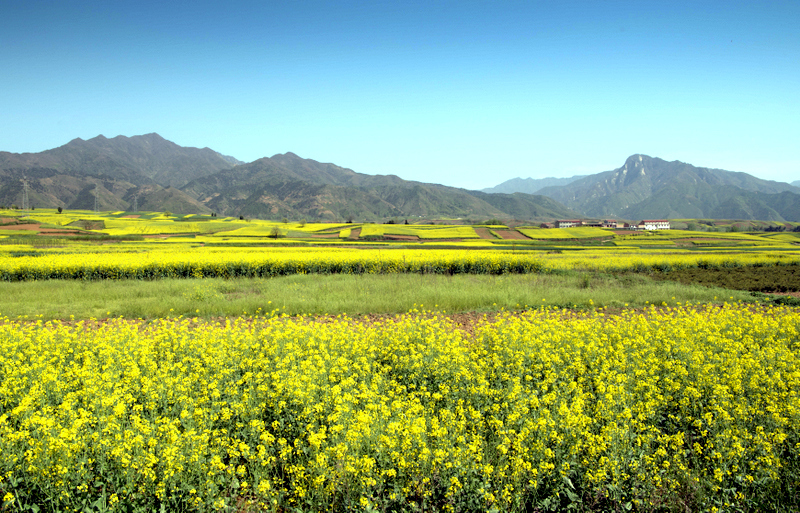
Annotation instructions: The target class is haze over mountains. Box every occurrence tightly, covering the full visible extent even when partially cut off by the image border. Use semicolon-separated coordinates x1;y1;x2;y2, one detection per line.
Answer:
481;175;586;195
2;134;799;222
0;134;577;221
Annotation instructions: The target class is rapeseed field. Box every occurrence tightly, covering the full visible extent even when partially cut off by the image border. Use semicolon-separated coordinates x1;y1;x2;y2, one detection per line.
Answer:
2;246;800;281
1;303;798;511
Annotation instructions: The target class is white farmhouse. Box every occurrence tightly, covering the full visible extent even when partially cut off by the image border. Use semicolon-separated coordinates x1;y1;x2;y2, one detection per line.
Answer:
637;219;670;230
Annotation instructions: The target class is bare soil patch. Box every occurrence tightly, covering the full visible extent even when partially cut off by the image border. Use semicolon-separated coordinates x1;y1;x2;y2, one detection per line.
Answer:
121;215;141;219
494;229;530;240
383;234;420;241
769;291;800;298
347;228;362;240
473;228;496;239
0;223;41;231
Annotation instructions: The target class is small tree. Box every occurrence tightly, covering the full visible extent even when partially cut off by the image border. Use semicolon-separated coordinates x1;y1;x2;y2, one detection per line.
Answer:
270;226;281;238
57;207;63;214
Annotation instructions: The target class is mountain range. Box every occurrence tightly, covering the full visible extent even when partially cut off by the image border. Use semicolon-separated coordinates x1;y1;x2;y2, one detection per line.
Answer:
528;155;800;221
3;134;799;222
0;134;577;221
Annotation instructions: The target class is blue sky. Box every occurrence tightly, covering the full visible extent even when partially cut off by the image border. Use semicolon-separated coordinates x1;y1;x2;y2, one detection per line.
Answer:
2;1;798;189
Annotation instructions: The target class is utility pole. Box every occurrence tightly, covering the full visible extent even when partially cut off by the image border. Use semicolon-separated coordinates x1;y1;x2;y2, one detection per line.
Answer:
21;176;29;211
133;193;138;212
94;184;99;213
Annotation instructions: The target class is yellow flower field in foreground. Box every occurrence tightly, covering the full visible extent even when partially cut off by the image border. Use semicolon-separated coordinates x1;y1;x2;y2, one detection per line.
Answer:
1;303;798;511
2;246;800;281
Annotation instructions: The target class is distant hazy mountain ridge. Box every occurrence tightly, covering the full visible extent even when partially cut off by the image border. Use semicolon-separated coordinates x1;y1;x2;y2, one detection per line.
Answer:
481;175;585;194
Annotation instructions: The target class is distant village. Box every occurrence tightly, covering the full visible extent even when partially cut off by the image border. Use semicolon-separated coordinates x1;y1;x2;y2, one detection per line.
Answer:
543;219;671;230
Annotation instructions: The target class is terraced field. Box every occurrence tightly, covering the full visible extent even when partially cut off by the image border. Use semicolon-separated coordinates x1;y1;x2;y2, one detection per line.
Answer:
4;209;799;249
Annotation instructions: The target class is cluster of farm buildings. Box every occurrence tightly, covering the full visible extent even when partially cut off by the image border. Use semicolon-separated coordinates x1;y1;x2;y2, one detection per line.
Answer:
543;219;671;230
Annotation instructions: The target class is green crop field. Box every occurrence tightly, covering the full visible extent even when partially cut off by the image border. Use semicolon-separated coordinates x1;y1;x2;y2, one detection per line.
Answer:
517;227;612;239
359;224;480;239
